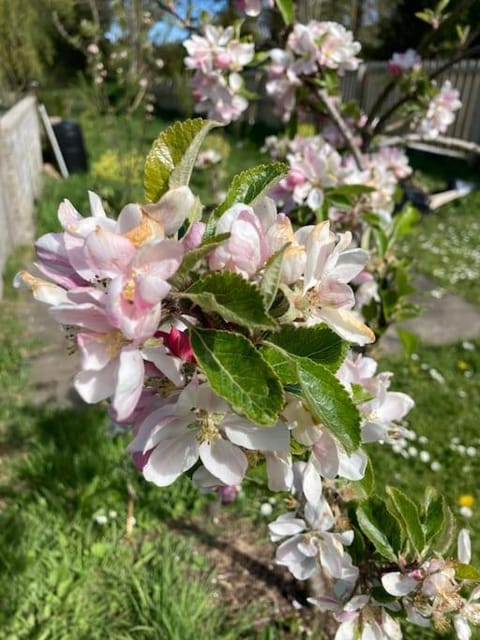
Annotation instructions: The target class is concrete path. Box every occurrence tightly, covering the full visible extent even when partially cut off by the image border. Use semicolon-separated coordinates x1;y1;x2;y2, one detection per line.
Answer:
378;274;480;354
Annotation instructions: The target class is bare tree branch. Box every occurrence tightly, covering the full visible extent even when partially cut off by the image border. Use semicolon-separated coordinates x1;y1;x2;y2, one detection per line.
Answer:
373;133;480;156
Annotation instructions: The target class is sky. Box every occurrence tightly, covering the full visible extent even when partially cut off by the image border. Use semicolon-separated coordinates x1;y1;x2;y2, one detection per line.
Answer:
149;0;229;44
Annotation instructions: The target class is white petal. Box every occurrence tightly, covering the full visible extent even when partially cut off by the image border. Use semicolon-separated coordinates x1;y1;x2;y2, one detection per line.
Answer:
317;308;375;345
142;345;183;386
454;616;471;640
265;451;293;491
144;430;198;486
14;271;68;306
268;514;305;541
458;529;472;564
222;417;289;451
381;572;416;596
337;449;367;481
74;359;117;403
112;349;144;421
199;439;247;485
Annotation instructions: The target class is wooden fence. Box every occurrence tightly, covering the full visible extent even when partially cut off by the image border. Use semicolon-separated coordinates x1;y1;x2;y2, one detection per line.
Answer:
340;59;480;145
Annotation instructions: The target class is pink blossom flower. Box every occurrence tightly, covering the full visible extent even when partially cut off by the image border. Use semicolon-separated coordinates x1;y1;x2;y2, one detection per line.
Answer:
388;49;421;76
128;379;289;486
418;80;462;138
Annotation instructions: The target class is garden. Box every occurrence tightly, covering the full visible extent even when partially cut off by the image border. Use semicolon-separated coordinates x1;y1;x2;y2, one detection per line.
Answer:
2;1;480;639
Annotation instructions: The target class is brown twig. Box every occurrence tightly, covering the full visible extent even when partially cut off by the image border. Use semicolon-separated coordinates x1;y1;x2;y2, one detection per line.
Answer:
126;481;136;536
317;89;366;170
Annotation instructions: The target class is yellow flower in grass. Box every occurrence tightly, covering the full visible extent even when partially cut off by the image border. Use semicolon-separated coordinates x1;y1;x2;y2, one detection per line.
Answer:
458;494;475;508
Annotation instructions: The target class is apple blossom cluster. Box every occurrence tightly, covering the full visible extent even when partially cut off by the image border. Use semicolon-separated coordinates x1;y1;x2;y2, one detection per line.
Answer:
264;134;412;225
388;49;422;76
266;21;361;122
184;25;254;124
16;117;477;639
418;80;462;139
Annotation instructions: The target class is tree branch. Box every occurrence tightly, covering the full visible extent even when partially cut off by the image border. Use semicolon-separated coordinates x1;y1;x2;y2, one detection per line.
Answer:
317;89;366;170
153;0;201;34
373;133;480;156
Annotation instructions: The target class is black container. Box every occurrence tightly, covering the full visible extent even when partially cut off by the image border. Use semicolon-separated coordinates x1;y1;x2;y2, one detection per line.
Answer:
52;120;88;173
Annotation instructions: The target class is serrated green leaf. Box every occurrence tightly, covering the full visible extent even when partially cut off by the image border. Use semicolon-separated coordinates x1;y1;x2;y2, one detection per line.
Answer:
296;358;360;453
212;162;288;220
356;499;401;562
182;272;276;330
275;0;294;25
266;325;348;372
190;328;284;425
386;486;425;557
455;563;480;581
260;244;288;310
432;501;457;556
351;383;373;404
170;233;230;289
144;119;220;202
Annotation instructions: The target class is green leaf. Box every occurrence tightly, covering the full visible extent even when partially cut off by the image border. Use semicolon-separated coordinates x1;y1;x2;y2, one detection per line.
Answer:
275;0;294;25
296;358;360;453
144;119;220;202
431;500;456;556
422;487;448;553
265;325;348;371
260;244;288;310
356;499;401;561
212;162;288;221
392;203;420;238
190;328;284;425
325;185;375;209
170;233;230;289
370;586;397;605
386;487;425;557
455;563;480;581
260;344;298;385
396;328;419;359
182;272;276;331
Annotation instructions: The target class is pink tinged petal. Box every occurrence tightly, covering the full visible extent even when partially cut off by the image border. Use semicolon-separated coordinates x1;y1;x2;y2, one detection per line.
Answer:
378;392;414;422
88;190;107;217
303;457;323;506
14;271;68;305
50;302;112;333
112;349;145;421
199;439;247;486
58;199;81;227
264;451;293;491
182;221;206;250
333;249;369;283
317;281;355;309
143;186;195;235
116;203;143;234
316;308;376;345
133;239;184;279
381;611;402;640
222;418;290;451
381;572;417;596
84;228;136;279
142;345;183;386
303;221;334;292
128;409;181;453
74;358;117;403
312;430;339;479
454;615;472;640
77;332;114;370
135;275;171;307
35;233;86;288
458;529;472;564
143;430;199;486
106;277;162;341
